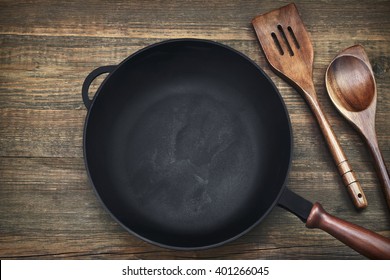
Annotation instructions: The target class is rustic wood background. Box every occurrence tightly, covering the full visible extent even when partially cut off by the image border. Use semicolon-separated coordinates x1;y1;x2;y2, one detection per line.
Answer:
0;0;389;259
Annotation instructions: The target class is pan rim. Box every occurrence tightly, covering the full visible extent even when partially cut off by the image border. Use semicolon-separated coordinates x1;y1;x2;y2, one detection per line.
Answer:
82;38;293;250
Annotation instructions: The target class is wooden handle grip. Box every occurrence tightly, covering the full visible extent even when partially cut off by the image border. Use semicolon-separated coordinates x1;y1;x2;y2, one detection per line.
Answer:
306;202;390;259
307;96;368;209
338;161;367;209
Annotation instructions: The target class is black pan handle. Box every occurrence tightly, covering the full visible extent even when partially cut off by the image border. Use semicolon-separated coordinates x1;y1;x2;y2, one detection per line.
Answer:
82;65;116;109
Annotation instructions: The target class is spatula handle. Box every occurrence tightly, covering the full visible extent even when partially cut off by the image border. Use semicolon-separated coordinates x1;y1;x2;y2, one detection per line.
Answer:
308;96;368;209
306;202;390;259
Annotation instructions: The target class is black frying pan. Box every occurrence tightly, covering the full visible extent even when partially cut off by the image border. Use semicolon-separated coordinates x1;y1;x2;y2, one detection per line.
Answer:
82;39;390;258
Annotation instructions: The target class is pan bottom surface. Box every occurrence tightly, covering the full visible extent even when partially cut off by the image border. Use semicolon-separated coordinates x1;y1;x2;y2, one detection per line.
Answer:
107;90;269;247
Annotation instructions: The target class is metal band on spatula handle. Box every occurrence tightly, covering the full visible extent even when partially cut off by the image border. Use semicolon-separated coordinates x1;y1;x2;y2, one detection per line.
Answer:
252;3;367;209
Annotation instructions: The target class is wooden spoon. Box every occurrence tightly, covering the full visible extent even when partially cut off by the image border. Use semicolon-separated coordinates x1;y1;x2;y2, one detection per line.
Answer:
326;45;390;211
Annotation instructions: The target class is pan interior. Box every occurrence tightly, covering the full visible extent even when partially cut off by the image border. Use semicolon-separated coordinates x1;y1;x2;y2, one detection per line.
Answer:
85;40;291;248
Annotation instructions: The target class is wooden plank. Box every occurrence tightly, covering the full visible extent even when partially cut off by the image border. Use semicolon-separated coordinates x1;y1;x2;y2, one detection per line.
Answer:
0;36;389;113
0;0;389;40
0;108;84;157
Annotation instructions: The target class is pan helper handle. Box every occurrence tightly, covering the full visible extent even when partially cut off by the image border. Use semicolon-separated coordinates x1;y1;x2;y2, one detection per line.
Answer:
306;202;390;259
82;65;117;109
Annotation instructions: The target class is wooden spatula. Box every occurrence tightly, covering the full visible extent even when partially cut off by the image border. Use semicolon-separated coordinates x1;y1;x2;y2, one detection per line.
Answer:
252;3;368;209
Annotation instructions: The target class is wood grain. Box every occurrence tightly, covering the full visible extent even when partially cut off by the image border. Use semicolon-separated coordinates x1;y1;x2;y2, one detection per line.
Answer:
0;0;390;259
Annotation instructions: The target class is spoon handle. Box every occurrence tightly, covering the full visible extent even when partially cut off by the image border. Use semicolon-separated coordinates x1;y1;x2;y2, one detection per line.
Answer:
365;133;390;210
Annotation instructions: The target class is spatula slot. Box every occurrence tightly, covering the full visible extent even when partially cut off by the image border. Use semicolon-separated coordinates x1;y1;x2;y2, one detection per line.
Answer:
277;25;294;56
287;26;300;50
271;32;284;55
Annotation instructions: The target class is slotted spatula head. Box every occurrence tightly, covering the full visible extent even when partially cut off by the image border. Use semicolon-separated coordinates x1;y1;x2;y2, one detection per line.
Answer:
252;3;315;96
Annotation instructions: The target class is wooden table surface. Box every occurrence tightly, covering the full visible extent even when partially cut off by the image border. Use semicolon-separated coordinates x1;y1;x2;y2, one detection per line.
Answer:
1;0;389;259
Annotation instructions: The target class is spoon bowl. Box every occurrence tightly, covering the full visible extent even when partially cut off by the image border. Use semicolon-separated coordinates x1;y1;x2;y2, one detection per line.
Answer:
325;45;390;211
326;55;376;113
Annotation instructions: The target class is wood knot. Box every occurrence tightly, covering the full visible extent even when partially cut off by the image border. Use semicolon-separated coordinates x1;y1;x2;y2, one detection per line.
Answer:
371;56;390;78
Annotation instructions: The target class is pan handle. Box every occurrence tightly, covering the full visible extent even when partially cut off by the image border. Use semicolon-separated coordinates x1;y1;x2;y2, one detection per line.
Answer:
82;65;116;109
306;202;390;259
279;188;390;259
